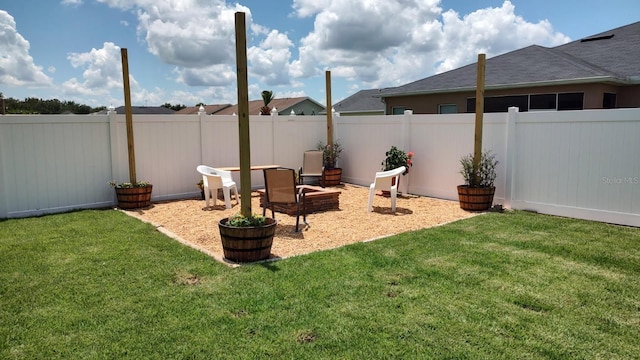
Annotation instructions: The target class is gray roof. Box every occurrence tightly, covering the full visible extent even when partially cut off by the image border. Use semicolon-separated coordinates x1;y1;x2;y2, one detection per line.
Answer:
113;106;176;114
382;21;640;97
333;89;387;113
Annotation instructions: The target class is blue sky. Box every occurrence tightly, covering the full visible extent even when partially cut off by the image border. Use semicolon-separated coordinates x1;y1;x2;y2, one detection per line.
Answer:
1;0;638;109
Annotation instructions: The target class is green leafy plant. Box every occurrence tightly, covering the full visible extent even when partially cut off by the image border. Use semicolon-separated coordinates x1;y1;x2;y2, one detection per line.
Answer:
317;140;343;169
459;150;498;187
109;180;151;189
381;146;413;175
196;179;204;190
225;213;267;227
260;90;275;115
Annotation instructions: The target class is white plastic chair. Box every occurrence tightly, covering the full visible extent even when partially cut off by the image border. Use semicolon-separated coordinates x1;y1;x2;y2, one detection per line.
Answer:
367;166;406;214
196;165;238;209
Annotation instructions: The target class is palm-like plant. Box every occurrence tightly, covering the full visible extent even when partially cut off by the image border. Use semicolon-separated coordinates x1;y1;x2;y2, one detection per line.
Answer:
260;90;274;115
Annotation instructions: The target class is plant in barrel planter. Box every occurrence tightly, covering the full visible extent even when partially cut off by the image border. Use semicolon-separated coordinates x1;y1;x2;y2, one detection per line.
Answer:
317;140;343;186
218;213;277;263
379;146;413;196
457;150;498;211
109;180;153;209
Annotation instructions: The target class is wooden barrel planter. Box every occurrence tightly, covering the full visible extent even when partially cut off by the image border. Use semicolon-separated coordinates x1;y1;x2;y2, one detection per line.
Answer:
457;185;495;211
115;185;153;209
218;217;277;262
323;168;342;187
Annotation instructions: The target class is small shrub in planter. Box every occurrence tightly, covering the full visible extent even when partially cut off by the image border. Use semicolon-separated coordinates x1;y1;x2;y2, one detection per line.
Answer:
317;140;343;186
457;150;498;211
218;213;277;263
109;180;152;189
317;140;342;169
224;213;267;227
459;150;498;188
109;180;153;209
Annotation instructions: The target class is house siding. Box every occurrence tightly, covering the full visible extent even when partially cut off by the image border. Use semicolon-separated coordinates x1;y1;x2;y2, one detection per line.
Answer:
385;83;640;114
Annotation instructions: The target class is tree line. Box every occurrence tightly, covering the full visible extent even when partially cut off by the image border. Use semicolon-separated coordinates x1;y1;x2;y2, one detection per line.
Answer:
0;94;104;115
0;93;193;115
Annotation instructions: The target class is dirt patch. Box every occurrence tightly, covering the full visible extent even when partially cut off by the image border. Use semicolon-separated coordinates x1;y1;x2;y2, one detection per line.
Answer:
122;183;477;264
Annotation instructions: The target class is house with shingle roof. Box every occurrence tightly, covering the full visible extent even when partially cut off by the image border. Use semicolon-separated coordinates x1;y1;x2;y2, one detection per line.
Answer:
175;104;232;115
213;97;325;116
96;106;176;115
379;21;640;114
333;89;387;116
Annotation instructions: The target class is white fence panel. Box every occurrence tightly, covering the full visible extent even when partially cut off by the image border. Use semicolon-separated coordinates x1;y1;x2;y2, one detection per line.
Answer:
1;109;638;226
0;115;113;218
404;112;508;201
111;114;204;201
337;114;406;187
273;115;327;171
510;109;640;226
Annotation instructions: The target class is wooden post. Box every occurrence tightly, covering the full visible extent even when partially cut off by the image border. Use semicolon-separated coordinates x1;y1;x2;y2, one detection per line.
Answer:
120;48;136;184
326;70;333;147
235;12;252;217
473;53;486;186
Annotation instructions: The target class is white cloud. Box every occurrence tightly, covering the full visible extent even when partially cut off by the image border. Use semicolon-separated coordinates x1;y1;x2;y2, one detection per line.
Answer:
134;0;249;68
434;2;570;73
0;11;53;87
290;0;569;90
62;42;137;96
291;0;333;18
175;64;236;87
12;0;573;107
248;30;294;86
96;1;298;89
61;0;83;6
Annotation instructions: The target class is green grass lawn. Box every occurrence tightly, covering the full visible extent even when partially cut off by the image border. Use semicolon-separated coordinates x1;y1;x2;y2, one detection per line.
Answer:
1;209;638;359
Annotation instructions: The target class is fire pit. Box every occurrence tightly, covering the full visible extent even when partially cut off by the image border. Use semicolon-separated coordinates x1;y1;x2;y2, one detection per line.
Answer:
258;185;341;215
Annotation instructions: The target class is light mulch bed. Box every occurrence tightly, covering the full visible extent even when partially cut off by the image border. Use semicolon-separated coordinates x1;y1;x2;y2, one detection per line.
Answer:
122;183;477;265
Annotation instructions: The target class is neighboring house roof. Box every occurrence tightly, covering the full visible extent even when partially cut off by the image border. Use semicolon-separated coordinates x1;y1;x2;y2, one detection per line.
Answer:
382;21;640;98
175;104;232;115
333;89;387;114
214;97;325;115
109;106;176;114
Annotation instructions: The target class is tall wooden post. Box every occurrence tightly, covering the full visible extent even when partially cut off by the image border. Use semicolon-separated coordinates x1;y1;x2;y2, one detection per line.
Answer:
325;70;333;147
120;48;136;184
235;12;252;217
473;53;486;186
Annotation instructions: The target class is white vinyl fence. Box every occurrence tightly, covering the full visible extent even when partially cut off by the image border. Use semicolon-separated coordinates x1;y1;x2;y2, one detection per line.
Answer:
1;108;638;227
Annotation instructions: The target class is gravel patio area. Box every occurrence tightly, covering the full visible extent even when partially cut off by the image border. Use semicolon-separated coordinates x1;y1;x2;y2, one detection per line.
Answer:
122;183;477;265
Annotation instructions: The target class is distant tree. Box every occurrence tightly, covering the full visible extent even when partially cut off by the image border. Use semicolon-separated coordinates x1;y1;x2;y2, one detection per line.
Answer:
0;96;105;114
260;90;274;115
161;102;187;111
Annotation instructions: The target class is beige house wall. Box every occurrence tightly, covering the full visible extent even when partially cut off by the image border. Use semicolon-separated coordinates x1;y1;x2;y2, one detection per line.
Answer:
384;83;640;114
